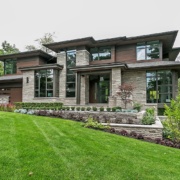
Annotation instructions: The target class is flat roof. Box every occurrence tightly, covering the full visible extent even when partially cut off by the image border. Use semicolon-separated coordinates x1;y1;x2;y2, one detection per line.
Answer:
44;30;178;54
70;63;127;72
0;75;22;81
19;63;63;71
0;50;55;61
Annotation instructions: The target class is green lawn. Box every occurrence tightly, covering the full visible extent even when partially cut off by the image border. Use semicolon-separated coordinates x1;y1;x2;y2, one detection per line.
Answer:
0;112;180;180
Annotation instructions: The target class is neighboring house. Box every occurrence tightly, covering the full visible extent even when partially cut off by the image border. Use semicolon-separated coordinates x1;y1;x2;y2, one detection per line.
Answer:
0;30;180;114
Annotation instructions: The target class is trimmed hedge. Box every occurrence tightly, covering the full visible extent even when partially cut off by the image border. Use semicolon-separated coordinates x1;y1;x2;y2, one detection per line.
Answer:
14;102;63;110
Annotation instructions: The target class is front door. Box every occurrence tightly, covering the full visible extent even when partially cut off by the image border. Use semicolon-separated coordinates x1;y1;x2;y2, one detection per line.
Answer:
89;74;110;103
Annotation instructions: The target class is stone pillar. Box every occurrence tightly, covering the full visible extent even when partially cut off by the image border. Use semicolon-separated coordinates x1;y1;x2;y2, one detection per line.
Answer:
80;75;89;105
76;50;90;105
110;67;122;107
111;67;121;96
57;52;66;102
76;50;90;66
22;70;34;102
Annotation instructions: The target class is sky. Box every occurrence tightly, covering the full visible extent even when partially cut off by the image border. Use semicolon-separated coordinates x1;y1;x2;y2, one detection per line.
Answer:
0;0;180;55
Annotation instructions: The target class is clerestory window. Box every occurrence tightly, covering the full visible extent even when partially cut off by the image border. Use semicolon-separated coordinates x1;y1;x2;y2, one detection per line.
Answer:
90;46;111;61
137;41;160;60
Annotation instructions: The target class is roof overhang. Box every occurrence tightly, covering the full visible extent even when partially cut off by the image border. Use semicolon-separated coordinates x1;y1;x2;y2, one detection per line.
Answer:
0;75;22;83
0;50;55;61
44;30;178;54
70;63;127;72
19;64;63;71
169;47;180;61
127;61;180;70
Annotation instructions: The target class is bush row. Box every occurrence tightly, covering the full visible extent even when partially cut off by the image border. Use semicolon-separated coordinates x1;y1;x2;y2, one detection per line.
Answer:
14;102;63;110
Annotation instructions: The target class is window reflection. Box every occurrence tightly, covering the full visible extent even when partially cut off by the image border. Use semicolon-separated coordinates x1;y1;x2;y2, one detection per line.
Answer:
66;50;76;97
146;70;172;103
35;69;54;97
90;46;111;61
137;41;160;60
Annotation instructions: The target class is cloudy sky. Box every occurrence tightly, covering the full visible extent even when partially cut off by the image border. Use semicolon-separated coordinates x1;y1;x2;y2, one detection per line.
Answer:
0;0;180;53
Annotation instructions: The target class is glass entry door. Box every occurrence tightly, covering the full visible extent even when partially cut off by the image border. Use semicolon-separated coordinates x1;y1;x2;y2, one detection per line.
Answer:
89;74;110;103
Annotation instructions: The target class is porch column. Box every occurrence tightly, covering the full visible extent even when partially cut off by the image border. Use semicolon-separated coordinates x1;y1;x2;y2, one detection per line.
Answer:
57;51;66;102
110;67;122;107
76;48;90;105
112;67;121;96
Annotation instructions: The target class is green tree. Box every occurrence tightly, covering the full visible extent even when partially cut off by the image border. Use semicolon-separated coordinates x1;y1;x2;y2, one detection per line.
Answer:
0;41;20;75
25;32;55;53
164;94;180;142
1;41;20;54
25;45;37;51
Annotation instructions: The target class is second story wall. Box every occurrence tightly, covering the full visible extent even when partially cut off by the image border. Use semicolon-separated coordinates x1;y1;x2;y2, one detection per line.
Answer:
16;57;45;74
116;44;136;63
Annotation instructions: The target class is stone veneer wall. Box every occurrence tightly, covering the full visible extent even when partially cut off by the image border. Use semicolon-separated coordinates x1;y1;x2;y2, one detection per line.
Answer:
122;70;146;105
76;50;90;105
22;70;35;102
57;52;76;105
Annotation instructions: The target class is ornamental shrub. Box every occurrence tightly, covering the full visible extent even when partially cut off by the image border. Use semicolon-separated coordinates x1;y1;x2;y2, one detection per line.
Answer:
106;107;111;112
86;107;91;111
163;94;180;142
142;108;155;125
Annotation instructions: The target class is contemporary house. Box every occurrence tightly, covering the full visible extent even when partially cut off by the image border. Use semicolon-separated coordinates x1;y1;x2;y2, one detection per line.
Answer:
0;30;180;114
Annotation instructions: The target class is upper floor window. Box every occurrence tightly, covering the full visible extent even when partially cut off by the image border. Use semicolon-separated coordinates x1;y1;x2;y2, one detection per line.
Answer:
137;41;160;60
35;69;59;97
66;50;76;97
4;59;16;75
90;46;111;61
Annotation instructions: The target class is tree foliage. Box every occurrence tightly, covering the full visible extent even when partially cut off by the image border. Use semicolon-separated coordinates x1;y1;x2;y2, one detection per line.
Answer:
164;94;180;142
0;41;20;76
116;84;135;109
25;32;55;53
0;41;20;54
25;45;37;51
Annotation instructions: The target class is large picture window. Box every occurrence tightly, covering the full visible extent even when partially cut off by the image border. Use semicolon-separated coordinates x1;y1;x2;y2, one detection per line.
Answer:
35;69;59;97
66;50;76;97
4;59;16;75
146;70;172;103
137;41;160;60
90;46;111;61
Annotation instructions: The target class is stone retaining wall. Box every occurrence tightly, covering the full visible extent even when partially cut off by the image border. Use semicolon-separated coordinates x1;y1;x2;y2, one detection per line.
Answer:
102;117;163;140
48;110;144;124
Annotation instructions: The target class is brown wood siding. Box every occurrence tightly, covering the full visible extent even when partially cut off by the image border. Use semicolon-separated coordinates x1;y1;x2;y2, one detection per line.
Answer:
116;44;137;63
0;87;22;104
16;57;41;74
10;88;22;103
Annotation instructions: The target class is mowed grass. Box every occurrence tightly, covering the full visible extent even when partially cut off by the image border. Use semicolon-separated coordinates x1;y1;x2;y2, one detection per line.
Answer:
0;112;180;180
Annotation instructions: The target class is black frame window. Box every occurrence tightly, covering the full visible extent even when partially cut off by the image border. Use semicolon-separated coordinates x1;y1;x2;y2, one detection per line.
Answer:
137;41;160;60
146;70;172;103
90;46;111;61
4;59;16;75
66;50;76;97
35;69;59;97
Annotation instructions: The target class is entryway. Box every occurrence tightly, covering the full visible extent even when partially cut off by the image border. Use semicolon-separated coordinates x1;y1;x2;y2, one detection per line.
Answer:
89;74;110;103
